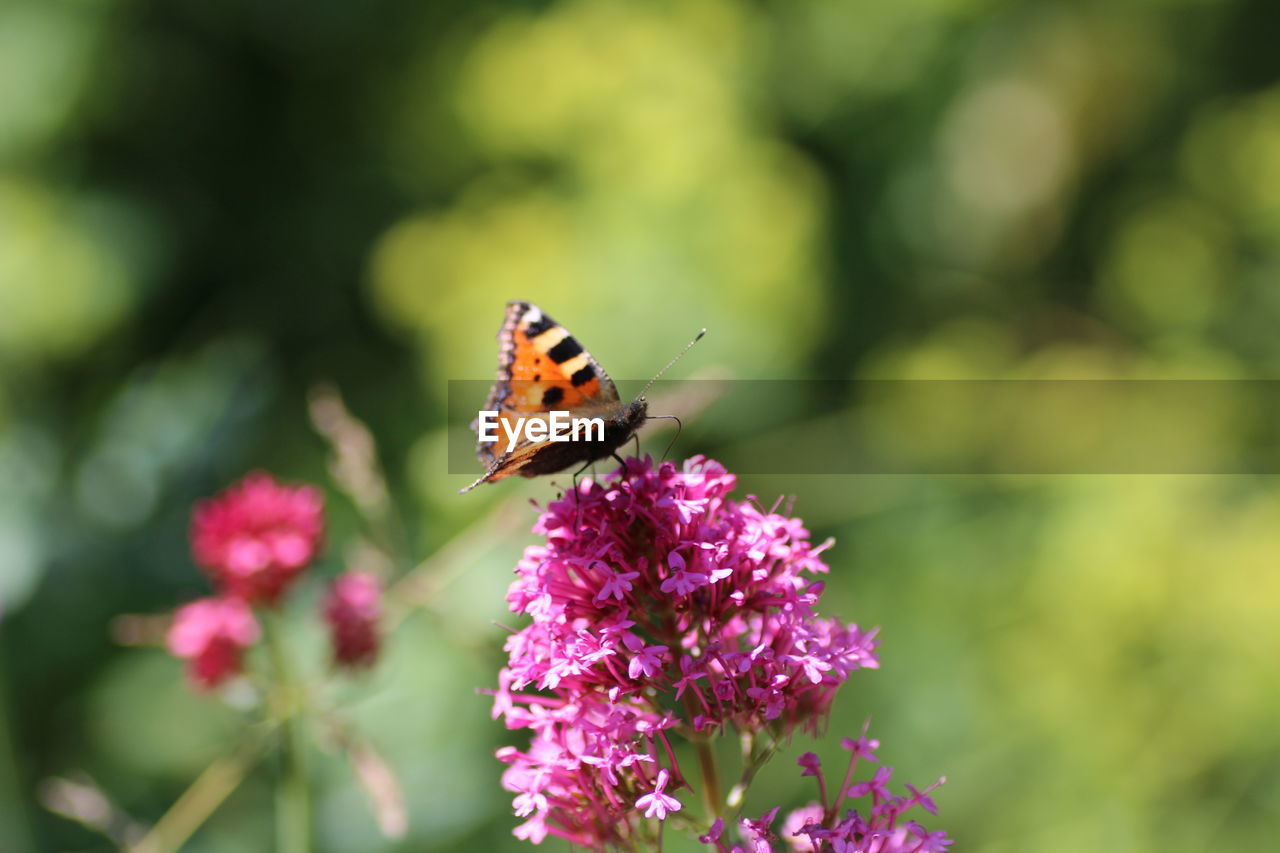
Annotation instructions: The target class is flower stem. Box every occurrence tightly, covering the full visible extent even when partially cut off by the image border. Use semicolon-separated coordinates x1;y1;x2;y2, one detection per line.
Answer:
679;690;723;818
827;753;860;826
264;613;311;853
132;731;270;853
727;732;779;812
694;739;722;819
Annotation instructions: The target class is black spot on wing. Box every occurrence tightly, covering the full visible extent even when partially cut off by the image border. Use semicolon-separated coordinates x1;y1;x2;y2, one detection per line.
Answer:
541;386;564;406
570;365;595;386
547;337;584;364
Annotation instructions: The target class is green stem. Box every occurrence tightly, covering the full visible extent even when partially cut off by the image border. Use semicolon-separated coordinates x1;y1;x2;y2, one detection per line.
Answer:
727;732;780;815
694;739;722;820
264;613;312;853
679;690;722;819
132;733;270;853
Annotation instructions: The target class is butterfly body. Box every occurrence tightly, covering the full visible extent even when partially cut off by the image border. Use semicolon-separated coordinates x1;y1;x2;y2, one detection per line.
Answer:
462;301;649;492
498;398;648;478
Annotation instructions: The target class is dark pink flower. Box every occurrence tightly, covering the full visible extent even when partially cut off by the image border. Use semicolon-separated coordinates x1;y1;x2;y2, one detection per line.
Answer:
700;818;726;845
847;765;893;800
774;728;950;853
492;456;881;848
323;571;382;669
166;597;259;690
593;566;638;604
840;731;880;761
190;471;325;604
740;807;780;852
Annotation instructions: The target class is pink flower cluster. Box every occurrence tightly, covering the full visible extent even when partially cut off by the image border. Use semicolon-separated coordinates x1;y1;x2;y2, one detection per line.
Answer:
166;597;260;690
190;471;326;605
323;571;383;668
702;729;950;852
166;471;381;690
493;456;881;848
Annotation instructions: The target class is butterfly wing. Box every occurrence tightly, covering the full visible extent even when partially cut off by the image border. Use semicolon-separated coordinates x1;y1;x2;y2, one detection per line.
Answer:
465;302;623;490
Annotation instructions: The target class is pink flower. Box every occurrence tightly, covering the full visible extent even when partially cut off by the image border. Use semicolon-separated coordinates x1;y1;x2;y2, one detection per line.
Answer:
700;818;726;844
623;633;668;679
780;803;824;851
323;572;382;669
840;731;880;761
635;769;681;820
694;725;950;852
190;471;325;604
166;597;259;690
659;550;709;595
593;566;638;604
740;807;780;852
492;456;881;848
782;728;950;853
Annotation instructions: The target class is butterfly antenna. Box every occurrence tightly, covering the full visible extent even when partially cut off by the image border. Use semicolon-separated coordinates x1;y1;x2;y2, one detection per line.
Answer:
638;329;706;400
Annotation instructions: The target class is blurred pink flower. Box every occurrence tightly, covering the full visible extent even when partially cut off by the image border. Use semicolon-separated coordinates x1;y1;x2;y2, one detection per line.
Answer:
190;471;325;604
779;804;824;852
166;597;259;690
323;571;382;669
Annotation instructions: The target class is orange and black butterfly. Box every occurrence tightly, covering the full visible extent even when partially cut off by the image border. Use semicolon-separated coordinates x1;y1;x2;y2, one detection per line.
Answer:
461;301;702;493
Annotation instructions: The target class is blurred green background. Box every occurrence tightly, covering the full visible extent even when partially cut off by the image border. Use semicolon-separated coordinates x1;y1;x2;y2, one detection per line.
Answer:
3;0;1280;850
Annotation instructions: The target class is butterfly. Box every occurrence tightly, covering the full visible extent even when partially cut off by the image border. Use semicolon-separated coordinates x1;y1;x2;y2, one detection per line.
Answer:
461;301;702;493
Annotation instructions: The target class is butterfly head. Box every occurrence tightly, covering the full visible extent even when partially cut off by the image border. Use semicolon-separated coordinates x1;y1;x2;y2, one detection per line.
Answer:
623;396;649;427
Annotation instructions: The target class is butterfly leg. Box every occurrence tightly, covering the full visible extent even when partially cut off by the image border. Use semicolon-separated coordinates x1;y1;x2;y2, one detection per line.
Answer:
630;433;640;461
570;458;593;531
611;452;629;475
571;458;593;487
